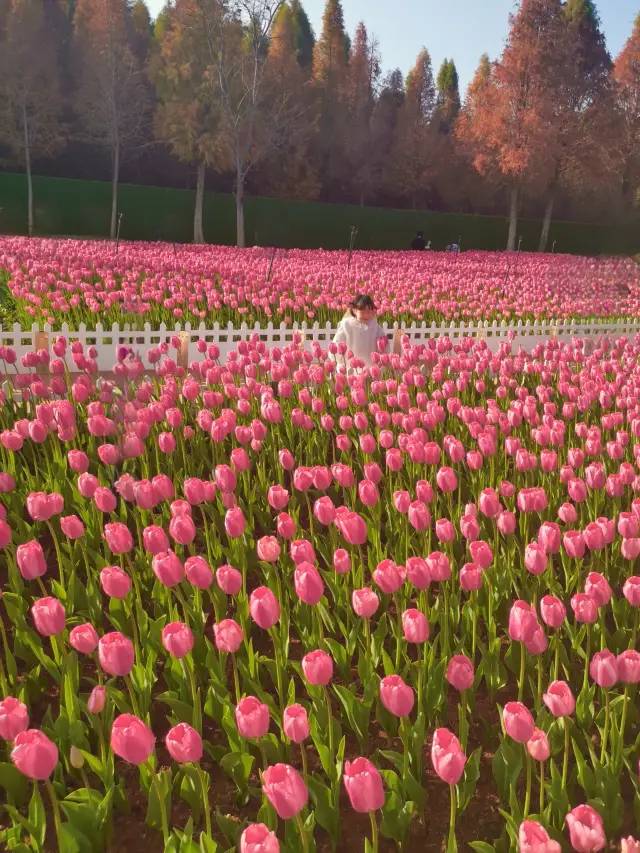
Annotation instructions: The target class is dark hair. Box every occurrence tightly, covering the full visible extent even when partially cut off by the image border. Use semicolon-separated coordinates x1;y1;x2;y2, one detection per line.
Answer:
349;294;376;315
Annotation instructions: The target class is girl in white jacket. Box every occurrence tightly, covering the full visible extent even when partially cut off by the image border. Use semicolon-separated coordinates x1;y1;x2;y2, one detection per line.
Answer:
332;294;386;368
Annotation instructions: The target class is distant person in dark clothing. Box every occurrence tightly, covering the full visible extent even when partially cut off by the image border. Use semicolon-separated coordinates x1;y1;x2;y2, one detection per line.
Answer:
411;231;426;251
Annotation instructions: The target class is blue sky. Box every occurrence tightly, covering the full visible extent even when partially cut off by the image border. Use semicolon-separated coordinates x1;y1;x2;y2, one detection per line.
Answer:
146;0;638;93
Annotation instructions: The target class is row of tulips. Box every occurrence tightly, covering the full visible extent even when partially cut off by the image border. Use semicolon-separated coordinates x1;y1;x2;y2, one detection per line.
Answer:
2;237;640;329
2;326;640;852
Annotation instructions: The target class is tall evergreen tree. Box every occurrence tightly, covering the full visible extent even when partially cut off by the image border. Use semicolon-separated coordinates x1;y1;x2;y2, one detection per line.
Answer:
73;0;149;238
613;13;640;207
290;0;314;69
456;0;571;248
312;0;347;196
391;48;437;209
342;22;380;204
0;0;65;235
436;59;460;130
150;0;230;243
313;0;346;85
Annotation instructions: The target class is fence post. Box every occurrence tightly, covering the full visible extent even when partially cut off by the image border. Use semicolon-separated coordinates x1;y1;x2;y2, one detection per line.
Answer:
177;332;190;368
34;331;49;374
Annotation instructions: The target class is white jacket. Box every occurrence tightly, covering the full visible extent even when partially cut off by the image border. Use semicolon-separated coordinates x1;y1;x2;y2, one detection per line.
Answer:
332;315;384;366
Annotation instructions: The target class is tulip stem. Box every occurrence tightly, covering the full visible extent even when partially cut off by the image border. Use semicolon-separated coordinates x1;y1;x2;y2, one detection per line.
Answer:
269;629;285;730
0;615;13;690
631;608;638;649
369;810;379;853
401;717;410;788
561;717;571;790
151;770;169;843
539;762;545;816
324;687;335;778
45;780;63;851
196;763;212;837
125;674;142;719
448;784;457;852
45;519;64;586
300;743;308;782
618;686;629;771
523;748;532;818
583;624;591;692
471;591;477;664
553;634;560;681
295;812;309;853
517;641;526;702
231;654;241;705
600;689;610;764
394;593;403;671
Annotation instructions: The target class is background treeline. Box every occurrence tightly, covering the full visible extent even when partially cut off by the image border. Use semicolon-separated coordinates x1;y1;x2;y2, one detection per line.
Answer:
0;0;638;248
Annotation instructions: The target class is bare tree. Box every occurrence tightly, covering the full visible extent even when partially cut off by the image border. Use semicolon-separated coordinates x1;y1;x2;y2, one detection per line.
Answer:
180;0;311;247
74;0;148;238
0;0;65;236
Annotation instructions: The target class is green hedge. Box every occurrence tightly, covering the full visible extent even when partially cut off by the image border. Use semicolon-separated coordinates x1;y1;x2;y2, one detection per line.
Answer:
0;170;637;254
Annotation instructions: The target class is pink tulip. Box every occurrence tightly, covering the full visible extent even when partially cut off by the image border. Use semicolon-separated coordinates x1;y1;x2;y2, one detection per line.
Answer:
224;507;246;538
87;686;107;714
565;804;606;852
571;593;598;624
110;714;155;765
431;727;466;785
213;619;244;653
589;651;618;688
302;650;334;686
11;729;58;779
542;680;575;717
446;655;475;691
584;573;611;608
333;549;351;575
539;596;566;629
518;821;561;853
526;729;550;762
379;675;414;717
503;702;535;743
98;632;134;677
69;623;99;655
0;697;29;741
283;704;309;744
402;608;429;643
352;587;379;618
100;566;131;599
185;555;213;589
31;597;65;637
249;587;280;629
161;622;194;659
152;550;185;587
236;696;270;739
617;650;640;684
257;536;281;563
240;824;280;853
262;764;308;819
217;564;242;595
294;562;324;605
104;522;133;554
343;757;385;812
165;723;203;763
16;541;47;580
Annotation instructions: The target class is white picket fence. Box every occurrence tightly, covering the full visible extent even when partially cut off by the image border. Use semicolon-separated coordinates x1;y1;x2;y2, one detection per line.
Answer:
3;317;640;372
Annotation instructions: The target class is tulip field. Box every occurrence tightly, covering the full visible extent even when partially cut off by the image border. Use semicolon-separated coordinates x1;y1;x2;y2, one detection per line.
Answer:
1;237;640;328
2;241;640;853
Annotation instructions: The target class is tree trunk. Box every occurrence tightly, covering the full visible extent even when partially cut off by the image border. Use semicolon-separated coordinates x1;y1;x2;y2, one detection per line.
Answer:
538;192;555;253
22;106;33;237
110;142;120;240
193;160;205;244
507;184;518;250
236;168;245;248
